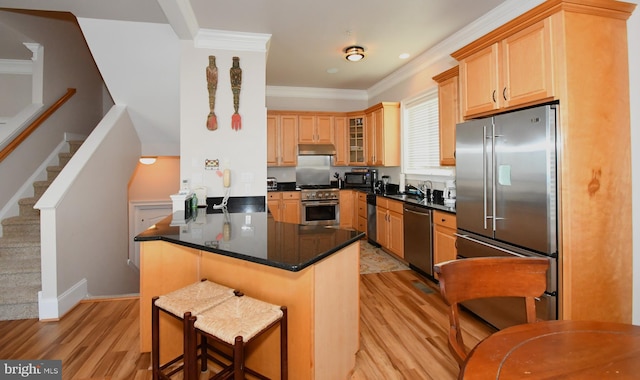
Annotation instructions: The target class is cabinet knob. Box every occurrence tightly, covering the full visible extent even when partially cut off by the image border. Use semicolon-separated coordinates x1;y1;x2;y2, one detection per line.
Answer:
503;87;508;101
492;90;497;103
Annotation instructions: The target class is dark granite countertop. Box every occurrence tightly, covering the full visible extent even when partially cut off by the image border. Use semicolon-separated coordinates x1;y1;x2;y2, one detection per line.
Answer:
349;188;456;214
384;193;456;214
135;210;364;272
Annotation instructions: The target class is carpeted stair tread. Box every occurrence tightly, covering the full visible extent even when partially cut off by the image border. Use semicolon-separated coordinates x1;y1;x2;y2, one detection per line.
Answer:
0;257;40;274
0;302;38;320
0;237;41;247
0;284;40;306
2;215;40;226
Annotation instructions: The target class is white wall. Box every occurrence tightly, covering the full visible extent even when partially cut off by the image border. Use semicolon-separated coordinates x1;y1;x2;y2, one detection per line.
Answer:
36;106;141;319
628;0;639;325
179;42;267;199
0;11;106;221
0;73;31;117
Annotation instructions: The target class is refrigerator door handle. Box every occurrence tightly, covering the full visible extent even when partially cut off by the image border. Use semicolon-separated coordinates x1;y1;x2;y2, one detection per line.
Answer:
491;122;497;233
483;125;488;229
454;233;529;258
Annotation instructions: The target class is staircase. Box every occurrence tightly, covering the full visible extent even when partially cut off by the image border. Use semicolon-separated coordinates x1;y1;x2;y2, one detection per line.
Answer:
0;140;83;320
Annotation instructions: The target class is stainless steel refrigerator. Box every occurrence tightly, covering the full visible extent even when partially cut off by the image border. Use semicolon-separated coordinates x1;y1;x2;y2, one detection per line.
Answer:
455;103;558;330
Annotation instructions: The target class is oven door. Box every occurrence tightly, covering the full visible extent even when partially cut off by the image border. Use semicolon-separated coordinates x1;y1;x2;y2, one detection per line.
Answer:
301;201;339;226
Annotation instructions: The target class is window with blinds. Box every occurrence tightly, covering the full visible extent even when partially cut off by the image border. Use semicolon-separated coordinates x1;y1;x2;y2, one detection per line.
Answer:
403;89;440;174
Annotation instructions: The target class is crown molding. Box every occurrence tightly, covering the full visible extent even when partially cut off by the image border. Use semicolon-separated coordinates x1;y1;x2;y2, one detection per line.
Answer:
194;29;271;52
266;85;368;101
0;59;33;75
367;0;545;98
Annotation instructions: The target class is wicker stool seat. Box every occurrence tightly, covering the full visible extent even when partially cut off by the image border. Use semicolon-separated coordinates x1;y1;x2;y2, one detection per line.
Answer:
152;280;235;380
188;291;288;380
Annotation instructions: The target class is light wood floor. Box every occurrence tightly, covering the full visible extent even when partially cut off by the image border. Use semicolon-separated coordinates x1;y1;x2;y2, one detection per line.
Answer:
0;270;494;379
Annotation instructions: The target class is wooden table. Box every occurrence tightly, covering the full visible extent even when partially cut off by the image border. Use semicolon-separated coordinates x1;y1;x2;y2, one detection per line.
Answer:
461;320;640;379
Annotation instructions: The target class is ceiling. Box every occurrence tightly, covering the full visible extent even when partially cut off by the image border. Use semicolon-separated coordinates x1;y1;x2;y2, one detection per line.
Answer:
0;0;507;90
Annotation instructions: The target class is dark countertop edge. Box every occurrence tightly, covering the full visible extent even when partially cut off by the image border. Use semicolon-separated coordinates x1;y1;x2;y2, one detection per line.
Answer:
135;231;365;272
349;189;456;214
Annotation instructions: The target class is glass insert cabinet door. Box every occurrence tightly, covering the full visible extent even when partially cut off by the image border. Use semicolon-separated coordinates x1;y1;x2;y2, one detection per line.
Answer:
349;116;365;165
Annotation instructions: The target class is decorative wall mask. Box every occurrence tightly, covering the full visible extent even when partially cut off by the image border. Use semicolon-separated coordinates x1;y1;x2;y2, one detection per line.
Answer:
230;56;242;130
206;55;218;130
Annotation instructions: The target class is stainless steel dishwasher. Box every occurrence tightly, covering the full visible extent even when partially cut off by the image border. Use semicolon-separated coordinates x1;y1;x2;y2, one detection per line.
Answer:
403;203;433;277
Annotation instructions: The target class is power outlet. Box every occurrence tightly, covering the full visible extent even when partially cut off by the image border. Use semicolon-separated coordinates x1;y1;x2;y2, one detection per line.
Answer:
205;159;219;170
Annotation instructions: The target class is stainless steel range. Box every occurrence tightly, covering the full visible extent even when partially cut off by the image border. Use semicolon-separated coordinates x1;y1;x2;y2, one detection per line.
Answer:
300;187;339;226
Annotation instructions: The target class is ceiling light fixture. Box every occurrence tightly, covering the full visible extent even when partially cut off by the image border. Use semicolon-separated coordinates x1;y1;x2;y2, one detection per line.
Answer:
139;156;157;165
344;46;365;62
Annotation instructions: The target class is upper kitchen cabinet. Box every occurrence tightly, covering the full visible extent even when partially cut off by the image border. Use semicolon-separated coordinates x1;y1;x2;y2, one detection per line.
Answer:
267;112;298;167
298;113;334;144
433;66;461;166
452;0;636;324
347;114;366;166
333;115;348;166
455;18;553;118
365;102;400;166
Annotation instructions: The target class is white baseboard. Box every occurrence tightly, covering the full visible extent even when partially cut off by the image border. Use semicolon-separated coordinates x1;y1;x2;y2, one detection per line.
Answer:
38;278;88;320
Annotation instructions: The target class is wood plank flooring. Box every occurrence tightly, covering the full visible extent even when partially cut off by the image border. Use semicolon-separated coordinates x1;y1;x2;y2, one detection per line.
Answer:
0;270;494;379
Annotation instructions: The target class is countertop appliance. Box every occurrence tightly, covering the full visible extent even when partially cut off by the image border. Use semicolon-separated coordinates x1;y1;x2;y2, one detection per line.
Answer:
267;177;278;191
344;169;377;191
366;193;378;246
455;102;558;330
403;204;433;277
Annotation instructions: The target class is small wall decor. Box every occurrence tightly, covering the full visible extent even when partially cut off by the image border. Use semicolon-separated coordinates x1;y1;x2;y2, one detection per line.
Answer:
206;55;218;130
230;56;242;130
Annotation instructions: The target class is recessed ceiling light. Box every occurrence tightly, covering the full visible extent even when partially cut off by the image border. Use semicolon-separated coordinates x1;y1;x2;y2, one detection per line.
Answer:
399;53;410;60
327;68;338;74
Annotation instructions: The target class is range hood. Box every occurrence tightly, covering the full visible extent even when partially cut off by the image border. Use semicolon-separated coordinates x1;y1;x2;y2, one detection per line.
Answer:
297;143;336;155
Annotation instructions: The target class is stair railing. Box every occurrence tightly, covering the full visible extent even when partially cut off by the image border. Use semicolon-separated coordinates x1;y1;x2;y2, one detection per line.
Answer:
0;88;77;164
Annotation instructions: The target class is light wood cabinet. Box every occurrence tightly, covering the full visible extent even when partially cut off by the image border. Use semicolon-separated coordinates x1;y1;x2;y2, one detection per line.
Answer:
267;191;300;224
357;192;367;235
376;197;404;258
347;114;366;165
452;0;635;323
432;210;457;279
267;113;298;167
433;66;460;166
339;190;356;229
458;18;553;118
298;114;334;144
364;103;400;166
333;116;348;166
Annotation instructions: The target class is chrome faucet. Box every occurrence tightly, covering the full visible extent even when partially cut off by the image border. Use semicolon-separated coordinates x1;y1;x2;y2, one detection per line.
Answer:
422;181;433;202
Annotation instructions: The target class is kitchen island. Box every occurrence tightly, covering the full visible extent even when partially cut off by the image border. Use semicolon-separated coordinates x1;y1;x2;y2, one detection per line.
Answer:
135;209;364;379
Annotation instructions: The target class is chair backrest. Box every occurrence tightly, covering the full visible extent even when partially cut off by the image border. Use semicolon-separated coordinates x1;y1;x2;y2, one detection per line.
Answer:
433;257;549;366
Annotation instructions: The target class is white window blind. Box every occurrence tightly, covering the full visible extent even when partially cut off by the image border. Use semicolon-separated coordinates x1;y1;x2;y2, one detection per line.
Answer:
403;90;440;173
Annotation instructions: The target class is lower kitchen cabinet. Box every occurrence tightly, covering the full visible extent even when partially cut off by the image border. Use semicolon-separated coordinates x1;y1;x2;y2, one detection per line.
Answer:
376;197;404;258
433;210;457;278
357;192;367;236
339;190;356;229
267;191;301;224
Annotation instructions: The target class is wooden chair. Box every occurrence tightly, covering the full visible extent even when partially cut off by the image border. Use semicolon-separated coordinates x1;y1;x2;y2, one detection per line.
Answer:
433;257;549;367
186;290;288;380
151;279;235;380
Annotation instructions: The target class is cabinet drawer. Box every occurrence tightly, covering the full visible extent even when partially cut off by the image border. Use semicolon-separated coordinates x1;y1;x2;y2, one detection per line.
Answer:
357;202;367;216
387;199;404;214
281;191;300;200
267;192;281;200
433;210;456;229
358;192;367;202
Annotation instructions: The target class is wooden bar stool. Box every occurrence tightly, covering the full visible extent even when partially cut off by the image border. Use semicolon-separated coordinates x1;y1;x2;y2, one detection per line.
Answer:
187;290;288;380
152;279;235;380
